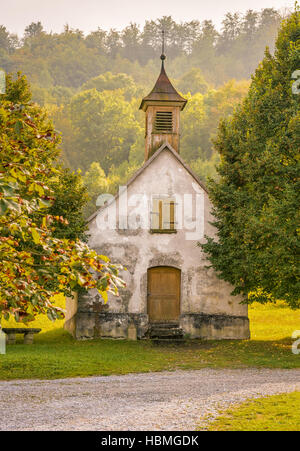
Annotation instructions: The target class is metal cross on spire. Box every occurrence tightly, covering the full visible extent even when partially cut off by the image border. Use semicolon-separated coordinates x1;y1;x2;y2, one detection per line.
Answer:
160;29;166;64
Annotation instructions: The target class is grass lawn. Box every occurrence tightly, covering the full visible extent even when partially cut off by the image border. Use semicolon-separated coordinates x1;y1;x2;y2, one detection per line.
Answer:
0;299;299;380
208;392;300;431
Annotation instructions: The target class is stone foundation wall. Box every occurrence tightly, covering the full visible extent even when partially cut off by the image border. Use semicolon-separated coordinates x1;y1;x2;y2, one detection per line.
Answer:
74;312;149;340
72;311;250;340
180;313;250;340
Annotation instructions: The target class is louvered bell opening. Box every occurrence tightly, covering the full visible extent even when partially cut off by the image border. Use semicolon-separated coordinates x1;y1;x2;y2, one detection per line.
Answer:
154;111;173;133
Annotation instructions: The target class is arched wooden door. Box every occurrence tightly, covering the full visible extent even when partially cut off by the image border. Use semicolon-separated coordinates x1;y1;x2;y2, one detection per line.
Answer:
147;267;181;323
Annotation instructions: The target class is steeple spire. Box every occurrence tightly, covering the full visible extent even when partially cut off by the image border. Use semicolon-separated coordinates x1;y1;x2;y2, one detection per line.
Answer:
161;29;166;66
139;32;187;112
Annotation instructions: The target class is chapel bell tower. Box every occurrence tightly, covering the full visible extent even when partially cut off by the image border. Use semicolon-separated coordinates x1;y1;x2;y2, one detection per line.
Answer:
139;31;187;161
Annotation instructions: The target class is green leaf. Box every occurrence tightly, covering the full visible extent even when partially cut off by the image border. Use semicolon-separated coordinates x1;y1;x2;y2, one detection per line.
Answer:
69;279;77;289
39;198;52;209
6;199;21;213
1;184;17;196
0;199;9;215
99;254;110;262
47;310;55;322
101;290;108;303
31;228;40;244
14;120;23;136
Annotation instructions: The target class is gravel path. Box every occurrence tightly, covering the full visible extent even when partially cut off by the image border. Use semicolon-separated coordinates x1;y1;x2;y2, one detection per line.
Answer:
1;369;299;431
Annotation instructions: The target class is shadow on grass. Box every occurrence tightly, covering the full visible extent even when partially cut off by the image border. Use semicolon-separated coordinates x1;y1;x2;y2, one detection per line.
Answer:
32;332;300;372
35;328;74;343
151;337;298;369
30;328;296;357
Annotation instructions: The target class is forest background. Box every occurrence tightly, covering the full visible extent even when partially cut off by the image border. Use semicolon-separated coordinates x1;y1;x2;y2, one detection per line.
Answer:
0;8;286;216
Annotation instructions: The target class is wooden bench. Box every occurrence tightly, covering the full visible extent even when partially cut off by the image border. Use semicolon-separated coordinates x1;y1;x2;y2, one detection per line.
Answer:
2;328;41;344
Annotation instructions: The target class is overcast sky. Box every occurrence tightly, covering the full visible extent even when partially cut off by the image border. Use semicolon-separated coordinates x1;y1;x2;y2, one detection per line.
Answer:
1;0;295;36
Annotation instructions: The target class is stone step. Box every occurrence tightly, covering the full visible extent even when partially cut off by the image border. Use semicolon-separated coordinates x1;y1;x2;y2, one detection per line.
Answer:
151;323;179;329
149;323;184;341
150;328;184;338
152;338;186;346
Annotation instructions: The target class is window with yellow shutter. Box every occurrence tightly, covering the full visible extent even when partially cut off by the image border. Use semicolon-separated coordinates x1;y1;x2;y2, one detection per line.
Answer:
150;197;176;233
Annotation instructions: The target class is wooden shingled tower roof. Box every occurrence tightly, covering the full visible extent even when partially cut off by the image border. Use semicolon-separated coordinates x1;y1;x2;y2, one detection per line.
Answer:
139;30;187;111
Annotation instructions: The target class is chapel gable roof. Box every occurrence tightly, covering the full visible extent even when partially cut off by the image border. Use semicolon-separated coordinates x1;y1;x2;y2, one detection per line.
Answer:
87;142;207;224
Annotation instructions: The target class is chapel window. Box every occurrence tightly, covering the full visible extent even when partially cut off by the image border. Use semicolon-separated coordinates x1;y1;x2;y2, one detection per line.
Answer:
150;198;176;233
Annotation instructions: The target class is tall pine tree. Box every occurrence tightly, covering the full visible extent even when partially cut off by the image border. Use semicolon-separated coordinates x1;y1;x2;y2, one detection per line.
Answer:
201;9;300;308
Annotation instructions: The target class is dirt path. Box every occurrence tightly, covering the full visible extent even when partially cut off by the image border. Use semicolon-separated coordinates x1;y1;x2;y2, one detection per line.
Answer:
1;368;299;430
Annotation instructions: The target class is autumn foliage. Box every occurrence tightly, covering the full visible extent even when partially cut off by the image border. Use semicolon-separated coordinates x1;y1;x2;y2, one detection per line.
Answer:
0;74;124;323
